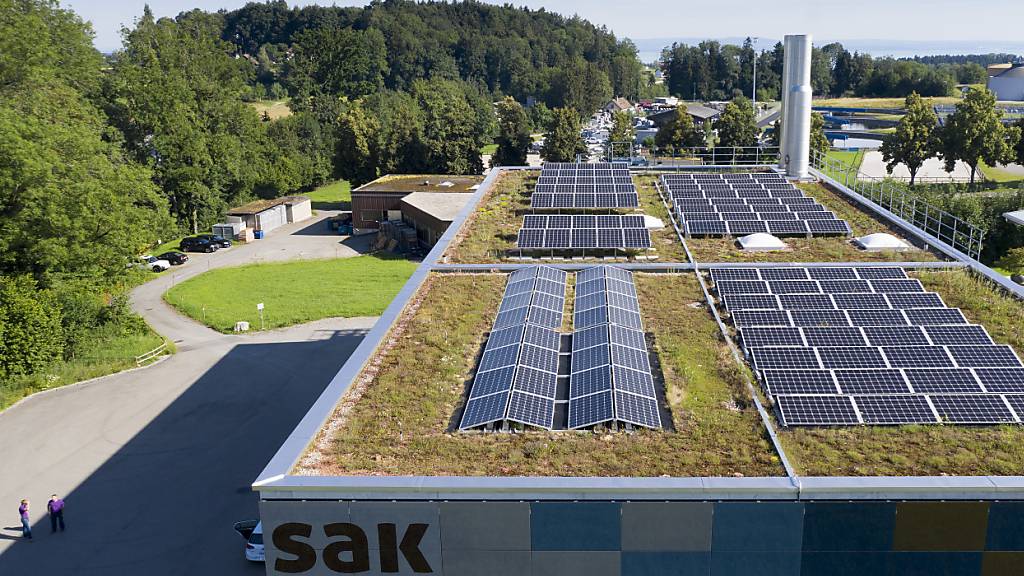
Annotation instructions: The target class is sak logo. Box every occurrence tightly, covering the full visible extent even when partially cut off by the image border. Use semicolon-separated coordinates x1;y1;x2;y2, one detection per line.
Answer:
273;522;433;574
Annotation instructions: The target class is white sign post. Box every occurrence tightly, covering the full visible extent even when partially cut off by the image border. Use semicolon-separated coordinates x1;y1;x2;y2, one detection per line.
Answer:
257;302;264;330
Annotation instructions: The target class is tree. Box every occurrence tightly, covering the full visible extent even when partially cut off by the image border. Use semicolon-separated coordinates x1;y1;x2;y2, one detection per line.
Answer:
937;88;1022;187
606;110;630;147
715;97;759;149
541;108;586;162
810;112;830;158
654;105;704;153
0;276;63;380
335;100;380;186
1015;118;1024;166
492;97;531;167
413;79;486;175
879;92;939;186
997;247;1024;275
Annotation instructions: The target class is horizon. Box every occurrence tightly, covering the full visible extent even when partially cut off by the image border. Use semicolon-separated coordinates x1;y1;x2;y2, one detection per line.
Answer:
68;0;1024;56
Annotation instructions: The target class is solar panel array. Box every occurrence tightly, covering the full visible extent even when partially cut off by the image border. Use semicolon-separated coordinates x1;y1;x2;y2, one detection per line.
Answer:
710;266;1024;426
532;162;638;209
570;266;661;429
516;214;652;250
460;266;664;431
459;266;567;431
662;172;852;237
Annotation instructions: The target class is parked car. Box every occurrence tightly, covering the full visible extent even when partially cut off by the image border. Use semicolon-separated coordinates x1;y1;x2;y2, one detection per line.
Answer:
196;234;232;248
179;237;219;253
233;520;264;562
140;255;171;272
157;251;189;265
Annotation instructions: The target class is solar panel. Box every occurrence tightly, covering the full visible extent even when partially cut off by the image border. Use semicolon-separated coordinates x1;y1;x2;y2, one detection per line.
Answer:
722;294;780;311
807;267;858;280
930;394;1017;424
614;390;662;428
727;220;769;235
847;309;909;326
834;369;911;394
767;220;809;236
506;391;555;428
789;310;850;327
749;347;821;370
776;395;860;426
513;366;558;398
623;229;652;249
922;325;993;346
568;390;614;428
765;266;811;280
710;268;761;281
946;345;1023;368
686;220;729;235
517;229;544;248
862;326;930;346
903;308;967;325
882;346;954;368
777;294;835;310
760;370;839;395
854;395;937;424
886;293;945;309
974;368;1024;393
459;391;511;428
819;280;872;294
740;327;804;347
731;310;792;327
717;280;770;295
469;366;517;398
870;279;924;293
830;293;890;310
855;267;908;280
802;327;867;347
818;347;888;369
903;369;983;394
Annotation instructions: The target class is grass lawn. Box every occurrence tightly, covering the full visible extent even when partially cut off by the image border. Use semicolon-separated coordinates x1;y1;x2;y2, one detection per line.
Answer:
250;99;293;120
150;236;187;256
778;269;1024;476
305;179;351;211
1;322;168;411
297;272;782;477
481;143;498;155
164;255;417;332
979;162;1024;185
686;180;941;264
814;96;963;109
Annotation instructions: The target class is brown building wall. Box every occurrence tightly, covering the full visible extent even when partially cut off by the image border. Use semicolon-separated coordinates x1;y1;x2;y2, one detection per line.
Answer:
351;193;405;231
399;202;450;248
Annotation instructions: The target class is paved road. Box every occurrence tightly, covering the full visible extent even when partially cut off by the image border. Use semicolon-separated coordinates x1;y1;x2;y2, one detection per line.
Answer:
0;213;378;574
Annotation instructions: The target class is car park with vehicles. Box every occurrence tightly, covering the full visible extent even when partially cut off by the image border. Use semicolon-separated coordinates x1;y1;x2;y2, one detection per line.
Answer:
179;237;219;253
157;251;189;265
196;234;232;248
233;520;264;562
140;255;171;272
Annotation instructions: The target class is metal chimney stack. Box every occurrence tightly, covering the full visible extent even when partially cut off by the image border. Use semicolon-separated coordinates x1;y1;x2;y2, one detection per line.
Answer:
779;34;813;179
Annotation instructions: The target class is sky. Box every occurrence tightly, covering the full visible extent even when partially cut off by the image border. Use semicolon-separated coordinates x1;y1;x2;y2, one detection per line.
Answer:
72;0;1024;55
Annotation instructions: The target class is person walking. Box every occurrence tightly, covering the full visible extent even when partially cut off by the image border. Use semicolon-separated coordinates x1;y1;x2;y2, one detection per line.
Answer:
18;499;31;540
47;495;65;533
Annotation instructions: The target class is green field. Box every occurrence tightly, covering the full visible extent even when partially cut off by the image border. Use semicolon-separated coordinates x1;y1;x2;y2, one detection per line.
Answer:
164;256;417;332
1;322;168;410
249;99;293;120
480;143;498;155
305;179;351;211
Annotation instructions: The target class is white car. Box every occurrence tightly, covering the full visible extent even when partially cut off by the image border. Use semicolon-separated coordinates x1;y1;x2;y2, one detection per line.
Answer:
141;255;171;272
234;520;264;562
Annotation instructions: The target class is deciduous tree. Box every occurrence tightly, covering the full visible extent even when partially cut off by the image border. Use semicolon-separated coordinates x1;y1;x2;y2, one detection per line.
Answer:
492;97;531;167
880;92;939;186
654;105;704;153
541;108;586;162
715;97;759;149
937;88;1021;188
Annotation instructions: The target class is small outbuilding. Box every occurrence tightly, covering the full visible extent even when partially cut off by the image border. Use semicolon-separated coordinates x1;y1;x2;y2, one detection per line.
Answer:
351;175;482;234
988;64;1024;101
226;196;312;234
399;192;474;248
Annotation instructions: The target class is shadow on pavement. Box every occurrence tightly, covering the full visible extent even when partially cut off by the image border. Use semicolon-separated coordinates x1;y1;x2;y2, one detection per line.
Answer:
0;329;368;576
291;217;344;237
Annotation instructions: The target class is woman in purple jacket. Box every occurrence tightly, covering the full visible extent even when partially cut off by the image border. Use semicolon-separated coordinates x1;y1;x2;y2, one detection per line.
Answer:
18;499;31;539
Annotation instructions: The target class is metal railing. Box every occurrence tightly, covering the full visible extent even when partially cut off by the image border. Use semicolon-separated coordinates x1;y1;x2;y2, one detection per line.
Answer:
627;146;781;167
135;342;169;367
811;149;986;260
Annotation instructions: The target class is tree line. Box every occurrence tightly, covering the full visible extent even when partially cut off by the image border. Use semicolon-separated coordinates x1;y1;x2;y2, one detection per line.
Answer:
661;39;1014;102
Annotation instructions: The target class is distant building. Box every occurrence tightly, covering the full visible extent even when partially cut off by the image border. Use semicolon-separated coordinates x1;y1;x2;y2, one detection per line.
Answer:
603;97;633;114
647;104;721;129
226;196;311;234
350;175;482;234
988;64;1024;101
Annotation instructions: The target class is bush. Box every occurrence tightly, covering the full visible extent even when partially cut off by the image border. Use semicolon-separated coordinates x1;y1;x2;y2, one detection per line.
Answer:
0;276;64;379
998;248;1024;274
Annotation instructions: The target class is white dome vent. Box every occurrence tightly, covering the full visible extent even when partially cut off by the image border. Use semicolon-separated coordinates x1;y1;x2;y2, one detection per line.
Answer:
737;233;788;251
854;233;912;251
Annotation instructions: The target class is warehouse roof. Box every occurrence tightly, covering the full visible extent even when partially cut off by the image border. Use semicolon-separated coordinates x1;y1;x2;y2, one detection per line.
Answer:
354;175;483;194
227;195;309;215
400;192;473;223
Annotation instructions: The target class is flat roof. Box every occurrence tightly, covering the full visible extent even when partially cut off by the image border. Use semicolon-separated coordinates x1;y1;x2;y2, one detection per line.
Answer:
400;192;473;223
354;174;482;194
227;195;309;215
255;164;1024;501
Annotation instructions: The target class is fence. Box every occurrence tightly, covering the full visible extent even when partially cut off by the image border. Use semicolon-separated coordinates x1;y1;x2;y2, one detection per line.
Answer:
811;149;986;260
135;342;169;367
616;146;781;167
